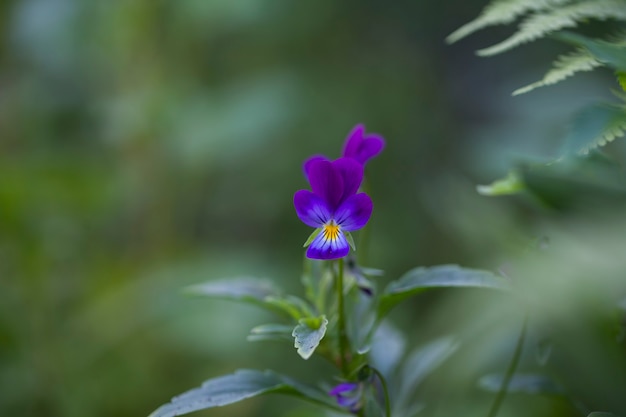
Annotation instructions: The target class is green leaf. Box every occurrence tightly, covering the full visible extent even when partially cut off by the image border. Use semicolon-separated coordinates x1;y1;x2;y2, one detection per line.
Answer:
618;71;626;92
345;231;356;251
303;228;322;247
292;315;328;360
476;0;626;57
186;278;314;320
446;0;573;44
513;48;603;96
148;369;340;417
553;31;626;71
394;337;459;414
477;170;525;196
588;413;621;417
264;295;317;320
247;324;294;342
378;265;510;317
563;102;626;155
479;373;563;395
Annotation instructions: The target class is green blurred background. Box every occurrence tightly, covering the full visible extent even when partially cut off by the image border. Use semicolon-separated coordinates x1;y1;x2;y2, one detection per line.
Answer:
1;0;623;416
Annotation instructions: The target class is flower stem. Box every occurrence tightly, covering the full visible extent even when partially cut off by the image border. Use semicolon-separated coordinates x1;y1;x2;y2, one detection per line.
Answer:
370;366;391;417
336;257;350;376
486;315;528;417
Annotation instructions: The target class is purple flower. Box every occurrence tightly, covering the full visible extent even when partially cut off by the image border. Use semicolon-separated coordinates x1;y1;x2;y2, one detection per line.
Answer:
342;124;385;165
302;124;385;181
329;382;363;413
294;158;373;260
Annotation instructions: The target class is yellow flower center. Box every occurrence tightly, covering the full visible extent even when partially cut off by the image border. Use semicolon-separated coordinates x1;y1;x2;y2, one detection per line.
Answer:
323;221;341;241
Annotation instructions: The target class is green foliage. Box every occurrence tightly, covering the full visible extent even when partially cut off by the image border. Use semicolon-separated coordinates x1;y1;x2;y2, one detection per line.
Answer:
565;102;626;154
378;265;511;318
148;370;340;417
449;0;626;92
479;374;563;394
292;315;329;360
477;170;526;196
512;48;603;95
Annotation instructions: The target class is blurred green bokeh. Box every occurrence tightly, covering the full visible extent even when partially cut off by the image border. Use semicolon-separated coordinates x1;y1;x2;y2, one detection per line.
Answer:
1;0;624;416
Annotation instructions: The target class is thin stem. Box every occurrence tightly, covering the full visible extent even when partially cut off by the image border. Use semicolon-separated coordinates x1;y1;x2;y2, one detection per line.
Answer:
370;366;391;417
336;257;350;376
486;315;528;417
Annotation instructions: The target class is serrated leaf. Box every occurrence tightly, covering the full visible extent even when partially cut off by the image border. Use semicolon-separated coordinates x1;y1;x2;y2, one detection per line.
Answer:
564;103;626;155
446;0;573;44
292;315;328;360
477;170;525;196
378;265;510;317
247;324;294;342
477;0;626;57
479;373;563;395
553;31;626;71
148;369;339;417
513;48;603;95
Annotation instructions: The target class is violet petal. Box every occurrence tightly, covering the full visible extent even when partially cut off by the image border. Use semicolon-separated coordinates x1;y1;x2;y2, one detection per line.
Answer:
307;159;344;210
354;135;385;164
329;382;359;396
335;193;373;231
333;157;363;202
342;124;365;159
306;228;349;260
294;190;331;228
303;155;328;180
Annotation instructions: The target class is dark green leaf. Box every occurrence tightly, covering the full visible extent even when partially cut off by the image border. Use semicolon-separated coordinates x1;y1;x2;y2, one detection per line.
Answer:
292;315;328;360
378;265;510;317
479;373;563;395
148;369;340;417
588;413;621;417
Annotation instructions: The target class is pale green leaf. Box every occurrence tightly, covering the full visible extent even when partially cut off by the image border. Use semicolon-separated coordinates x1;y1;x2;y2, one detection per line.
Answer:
446;0;573;44
247;324;294;342
553;31;626;71
477;170;525;195
292;315;328;360
477;0;626;57
378;265;510;317
345;231;356;251
513;48;603;95
303;228;322;248
148;369;339;417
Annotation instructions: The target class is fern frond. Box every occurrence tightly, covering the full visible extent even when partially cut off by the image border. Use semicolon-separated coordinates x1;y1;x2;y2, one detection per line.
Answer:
513;49;603;95
446;0;573;44
564;103;626;154
477;0;626;56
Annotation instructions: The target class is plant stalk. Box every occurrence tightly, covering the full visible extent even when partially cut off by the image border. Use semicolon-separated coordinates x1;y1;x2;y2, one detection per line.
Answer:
486;315;528;417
